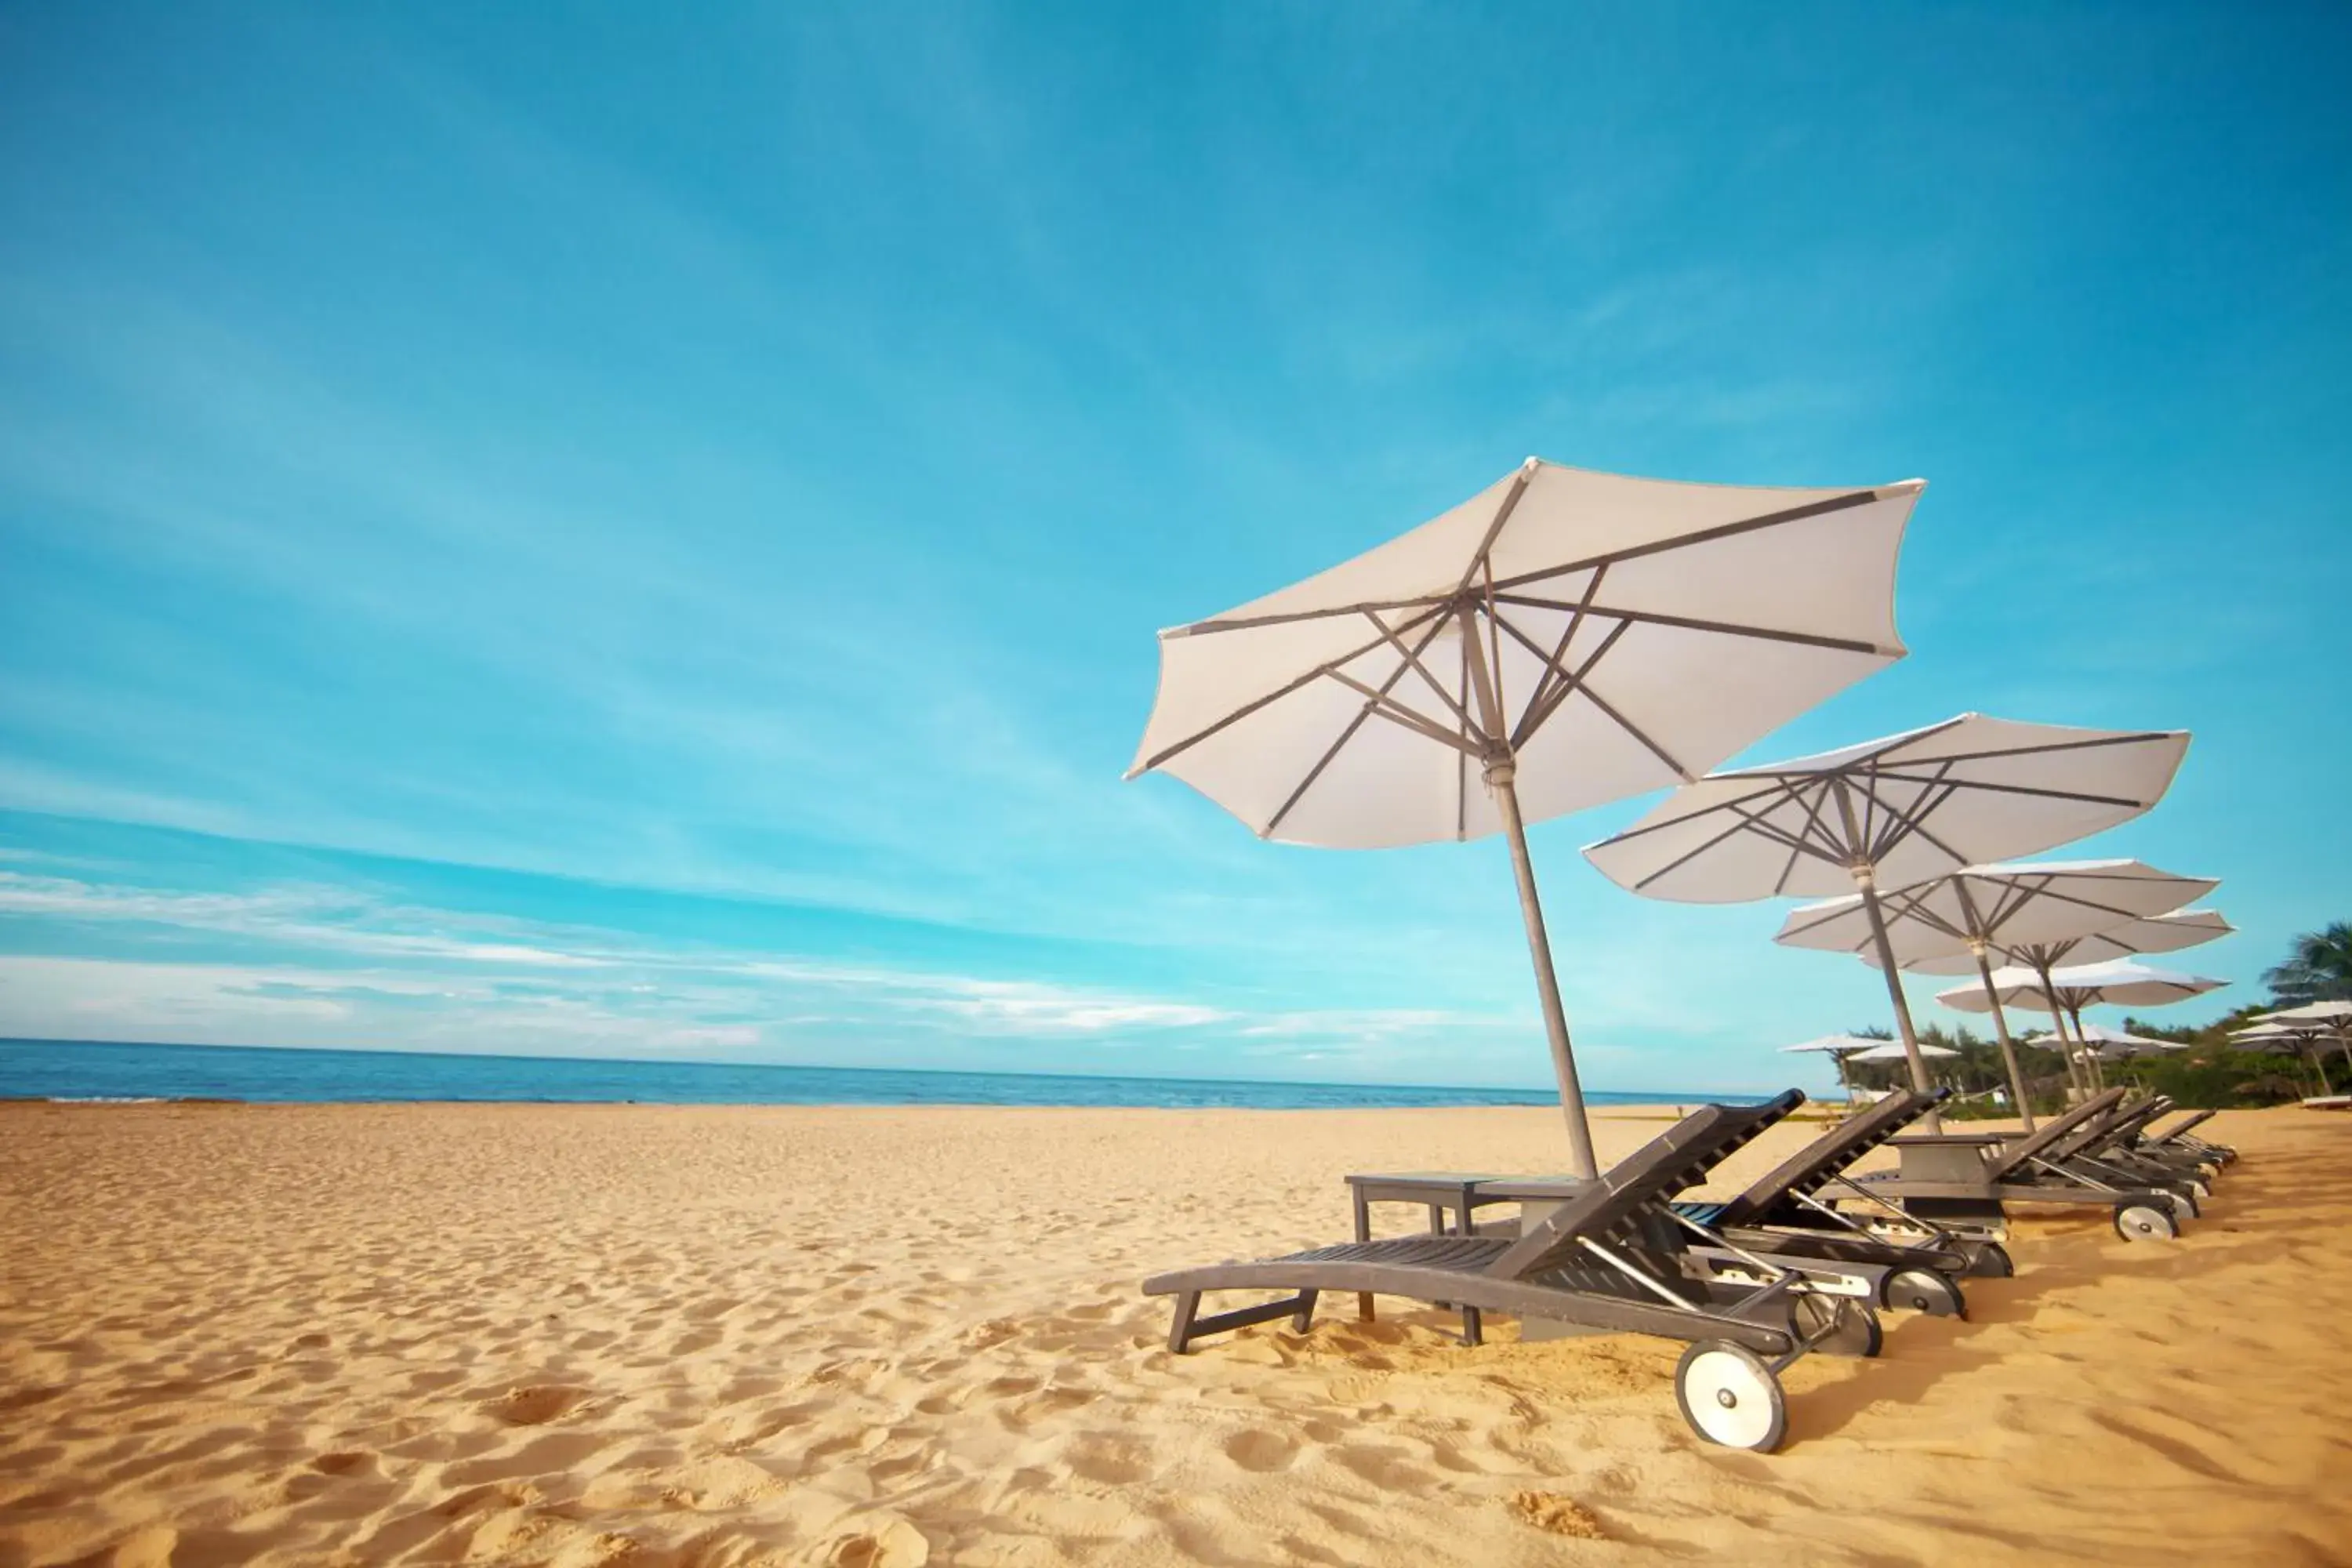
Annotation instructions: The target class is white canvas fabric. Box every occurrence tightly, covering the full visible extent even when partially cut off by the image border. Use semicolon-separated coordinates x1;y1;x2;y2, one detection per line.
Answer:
1127;459;1922;848
1939;960;2223;1014
1847;1040;1958;1062
2257;1000;2352;1022
1771;861;2225;975
1777;1034;1885;1054
1582;716;2191;901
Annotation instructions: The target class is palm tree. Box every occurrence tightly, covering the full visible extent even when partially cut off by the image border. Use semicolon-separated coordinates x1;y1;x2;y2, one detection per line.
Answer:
2265;921;2352;1004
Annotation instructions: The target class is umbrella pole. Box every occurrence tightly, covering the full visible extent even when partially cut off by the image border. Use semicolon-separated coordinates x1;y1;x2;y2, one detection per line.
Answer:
2067;1004;2107;1092
2034;963;2086;1101
1969;943;2035;1132
1489;760;1599;1181
1849;867;1939;1124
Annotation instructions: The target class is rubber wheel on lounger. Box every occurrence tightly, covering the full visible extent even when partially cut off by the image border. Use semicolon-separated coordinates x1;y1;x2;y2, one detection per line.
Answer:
1882;1267;1965;1319
2114;1203;2179;1242
1958;1240;2013;1279
1674;1341;1789;1452
1789;1293;1881;1358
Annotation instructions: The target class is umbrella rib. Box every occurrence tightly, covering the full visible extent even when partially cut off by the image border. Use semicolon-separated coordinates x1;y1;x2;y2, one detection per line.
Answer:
1515;564;1607;728
1872;733;2178;768
1261;612;1457;838
1323;670;1485;756
1771;781;1840;896
1625;776;1824;891
1568;674;1697;782
1866;762;1966;865
1717;792;1846;863
1454;463;1539;597
1594;773;1820;847
1500;615;1633;752
1848;771;2149;809
1484;487;1884;593
1488;594;1894;656
1361;609;1482;741
1129;604;1450;775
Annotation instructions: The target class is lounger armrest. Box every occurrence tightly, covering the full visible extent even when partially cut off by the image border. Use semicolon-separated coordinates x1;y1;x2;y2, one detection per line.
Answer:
1888;1134;2008;1146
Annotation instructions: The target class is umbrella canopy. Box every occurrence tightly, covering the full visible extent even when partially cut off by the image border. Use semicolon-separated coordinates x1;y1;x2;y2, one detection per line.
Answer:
2236;1018;2343;1093
2064;1022;2183;1058
1774;862;2223;976
1770;858;2220;1131
1583;714;2190;1109
1940;960;2225;1014
1848;1040;1958;1062
2256;1000;2352;1023
1128;458;1926;1178
1777;1034;1885;1054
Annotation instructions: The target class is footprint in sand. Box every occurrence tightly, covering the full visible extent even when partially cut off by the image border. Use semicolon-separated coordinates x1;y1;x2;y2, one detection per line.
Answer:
823;1514;930;1567
310;1450;375;1475
482;1384;590;1426
1064;1432;1152;1485
1221;1428;1301;1473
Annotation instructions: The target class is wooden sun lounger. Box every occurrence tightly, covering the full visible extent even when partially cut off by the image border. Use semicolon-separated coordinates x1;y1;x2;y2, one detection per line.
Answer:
1447;1090;1991;1319
2134;1105;2236;1164
1831;1087;2200;1243
1144;1092;1878;1451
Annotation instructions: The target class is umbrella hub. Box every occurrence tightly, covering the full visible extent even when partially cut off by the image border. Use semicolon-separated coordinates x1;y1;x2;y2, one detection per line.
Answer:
1481;750;1518;788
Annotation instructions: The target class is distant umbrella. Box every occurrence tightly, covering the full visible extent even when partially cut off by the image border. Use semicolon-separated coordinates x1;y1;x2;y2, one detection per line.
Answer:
1772;859;2223;1130
1847;1040;1959;1062
1584;715;2190;1120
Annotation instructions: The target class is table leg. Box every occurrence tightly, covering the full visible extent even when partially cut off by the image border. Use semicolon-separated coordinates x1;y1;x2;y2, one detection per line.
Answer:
1456;1196;1482;1344
1353;1189;1374;1322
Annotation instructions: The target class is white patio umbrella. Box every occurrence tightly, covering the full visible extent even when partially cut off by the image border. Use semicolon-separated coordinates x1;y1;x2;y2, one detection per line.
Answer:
2239;1010;2350;1092
1582;714;2191;1116
1940;959;2224;1092
2234;1023;2335;1096
1847;1040;1958;1062
1771;859;2221;1131
2064;1022;2183;1059
1128;458;1925;1178
1777;1033;1882;1093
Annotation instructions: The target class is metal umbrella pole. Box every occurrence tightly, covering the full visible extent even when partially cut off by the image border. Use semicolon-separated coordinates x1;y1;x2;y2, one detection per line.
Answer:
2031;960;2089;1100
1460;608;1598;1179
1967;942;2036;1131
2063;1004;2109;1093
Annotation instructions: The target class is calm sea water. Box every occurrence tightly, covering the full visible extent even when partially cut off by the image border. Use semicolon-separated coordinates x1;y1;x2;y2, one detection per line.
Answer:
0;1038;1738;1110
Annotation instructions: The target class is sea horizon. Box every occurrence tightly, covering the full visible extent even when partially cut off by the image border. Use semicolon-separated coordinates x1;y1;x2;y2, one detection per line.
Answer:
0;1036;1766;1110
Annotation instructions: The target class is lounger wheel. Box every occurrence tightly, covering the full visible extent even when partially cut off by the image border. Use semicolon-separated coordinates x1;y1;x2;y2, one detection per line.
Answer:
1957;1240;2013;1279
1673;1341;1789;1453
2114;1203;2179;1242
1882;1267;1965;1319
1790;1293;1881;1358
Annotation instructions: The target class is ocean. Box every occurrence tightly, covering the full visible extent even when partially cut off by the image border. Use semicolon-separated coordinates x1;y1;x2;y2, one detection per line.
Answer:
0;1038;1741;1111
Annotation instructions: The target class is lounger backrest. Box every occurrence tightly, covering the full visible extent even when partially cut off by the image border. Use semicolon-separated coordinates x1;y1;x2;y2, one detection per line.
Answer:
2049;1094;2162;1162
1712;1087;1949;1227
1485;1090;1806;1280
2149;1107;2216;1143
1985;1087;2127;1177
2078;1096;2166;1153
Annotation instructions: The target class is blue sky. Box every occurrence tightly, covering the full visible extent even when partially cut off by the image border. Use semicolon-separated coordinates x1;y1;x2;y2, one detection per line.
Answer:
1;3;2345;1094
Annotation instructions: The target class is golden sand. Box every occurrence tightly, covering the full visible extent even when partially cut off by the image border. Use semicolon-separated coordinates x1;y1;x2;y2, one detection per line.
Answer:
2;1100;2347;1566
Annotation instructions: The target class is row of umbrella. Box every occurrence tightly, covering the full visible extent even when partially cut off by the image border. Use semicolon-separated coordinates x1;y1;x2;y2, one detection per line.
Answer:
1128;459;2234;1179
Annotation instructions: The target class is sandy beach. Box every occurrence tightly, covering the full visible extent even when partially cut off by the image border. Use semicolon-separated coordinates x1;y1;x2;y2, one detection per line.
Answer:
2;1100;2346;1567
